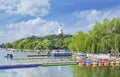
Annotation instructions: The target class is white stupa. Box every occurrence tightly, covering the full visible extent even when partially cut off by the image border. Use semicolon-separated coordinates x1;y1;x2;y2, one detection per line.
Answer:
57;25;63;36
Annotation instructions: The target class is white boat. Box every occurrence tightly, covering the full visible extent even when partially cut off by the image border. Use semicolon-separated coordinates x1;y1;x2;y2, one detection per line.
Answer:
50;49;72;57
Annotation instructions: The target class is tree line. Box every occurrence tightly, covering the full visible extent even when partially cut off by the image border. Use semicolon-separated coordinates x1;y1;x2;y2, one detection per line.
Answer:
68;18;120;53
4;34;72;50
4;18;120;53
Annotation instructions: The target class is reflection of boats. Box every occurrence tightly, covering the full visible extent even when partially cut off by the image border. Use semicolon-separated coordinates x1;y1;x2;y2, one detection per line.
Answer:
50;49;72;57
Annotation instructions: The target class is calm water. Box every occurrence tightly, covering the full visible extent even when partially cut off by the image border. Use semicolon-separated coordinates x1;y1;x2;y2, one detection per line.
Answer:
0;65;120;77
0;50;120;77
72;65;120;77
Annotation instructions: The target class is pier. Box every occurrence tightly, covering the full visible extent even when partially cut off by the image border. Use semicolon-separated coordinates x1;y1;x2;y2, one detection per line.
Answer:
0;61;77;69
27;54;50;57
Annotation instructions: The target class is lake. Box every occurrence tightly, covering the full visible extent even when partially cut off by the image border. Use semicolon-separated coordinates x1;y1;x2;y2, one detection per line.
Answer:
0;49;120;77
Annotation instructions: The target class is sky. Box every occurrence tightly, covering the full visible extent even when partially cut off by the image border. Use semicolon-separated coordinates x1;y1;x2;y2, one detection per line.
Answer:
0;0;120;43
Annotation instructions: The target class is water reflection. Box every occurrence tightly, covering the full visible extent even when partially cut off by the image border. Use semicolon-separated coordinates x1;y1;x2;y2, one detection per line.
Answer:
0;66;73;77
0;67;47;77
72;65;120;77
48;66;73;77
0;65;120;77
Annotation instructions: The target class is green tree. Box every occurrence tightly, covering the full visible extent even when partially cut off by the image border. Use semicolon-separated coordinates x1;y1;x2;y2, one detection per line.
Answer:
4;42;13;48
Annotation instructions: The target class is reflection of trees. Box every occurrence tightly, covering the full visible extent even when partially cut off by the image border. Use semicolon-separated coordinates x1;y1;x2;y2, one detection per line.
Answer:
71;65;120;77
72;65;86;77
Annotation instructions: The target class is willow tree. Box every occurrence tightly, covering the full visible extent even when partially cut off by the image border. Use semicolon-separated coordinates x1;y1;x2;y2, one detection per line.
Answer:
68;18;120;53
68;31;87;52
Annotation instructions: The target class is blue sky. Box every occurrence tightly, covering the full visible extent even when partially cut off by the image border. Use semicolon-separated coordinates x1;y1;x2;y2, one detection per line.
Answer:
0;0;120;43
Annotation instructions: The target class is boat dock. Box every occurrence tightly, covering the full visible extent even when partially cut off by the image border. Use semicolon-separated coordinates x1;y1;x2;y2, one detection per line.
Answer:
27;54;50;57
0;61;77;69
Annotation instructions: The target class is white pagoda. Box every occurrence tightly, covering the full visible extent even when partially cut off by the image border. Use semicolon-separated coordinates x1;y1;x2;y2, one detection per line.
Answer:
57;25;63;36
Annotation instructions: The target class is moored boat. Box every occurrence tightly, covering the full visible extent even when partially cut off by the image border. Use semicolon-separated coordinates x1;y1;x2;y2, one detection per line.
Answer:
50;49;72;57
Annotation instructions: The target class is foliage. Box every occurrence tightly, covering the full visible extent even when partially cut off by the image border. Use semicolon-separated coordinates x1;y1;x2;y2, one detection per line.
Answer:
4;18;120;53
4;34;72;50
68;18;120;53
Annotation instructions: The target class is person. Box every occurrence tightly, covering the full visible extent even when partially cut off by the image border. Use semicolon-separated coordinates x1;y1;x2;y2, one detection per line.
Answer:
5;54;13;59
9;54;13;59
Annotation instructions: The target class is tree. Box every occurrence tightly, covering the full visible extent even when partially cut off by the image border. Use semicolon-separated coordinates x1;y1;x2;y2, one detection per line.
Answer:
4;42;13;48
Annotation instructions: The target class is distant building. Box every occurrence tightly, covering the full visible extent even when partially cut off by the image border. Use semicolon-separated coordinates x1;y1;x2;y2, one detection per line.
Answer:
57;25;63;36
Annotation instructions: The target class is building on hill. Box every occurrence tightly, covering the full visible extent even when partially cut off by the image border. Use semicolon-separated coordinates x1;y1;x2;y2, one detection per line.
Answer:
57;25;63;36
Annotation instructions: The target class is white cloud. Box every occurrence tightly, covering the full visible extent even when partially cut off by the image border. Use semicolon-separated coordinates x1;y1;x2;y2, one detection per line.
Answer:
39;21;59;35
0;30;4;37
0;0;50;17
2;18;60;43
73;7;120;29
